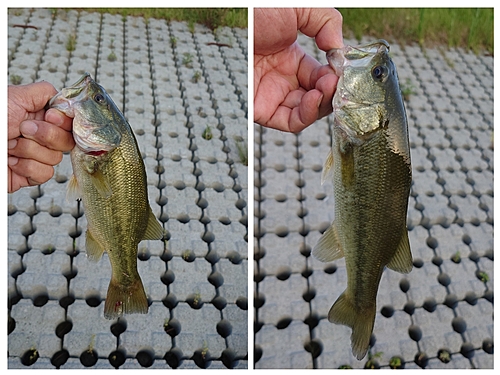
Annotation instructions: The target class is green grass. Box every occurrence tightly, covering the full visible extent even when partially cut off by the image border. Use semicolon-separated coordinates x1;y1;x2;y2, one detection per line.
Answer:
66;33;76;52
477;271;489;283
47;8;491;53
182;52;194;68
234;136;248;166
107;51;117;62
79;8;247;30
400;78;416;101
202;125;213;140
10;74;22;85
338;8;493;54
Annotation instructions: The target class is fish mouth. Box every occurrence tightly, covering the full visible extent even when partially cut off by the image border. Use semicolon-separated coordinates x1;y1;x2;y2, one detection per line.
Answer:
48;72;93;117
327;39;390;77
49;72;121;155
328;40;389;109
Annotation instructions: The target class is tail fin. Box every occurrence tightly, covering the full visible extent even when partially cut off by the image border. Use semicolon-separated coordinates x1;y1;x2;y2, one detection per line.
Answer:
104;277;148;319
328;291;375;360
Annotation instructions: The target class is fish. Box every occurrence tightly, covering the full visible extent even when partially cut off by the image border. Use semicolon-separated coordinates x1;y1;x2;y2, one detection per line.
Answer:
49;73;164;319
312;40;413;360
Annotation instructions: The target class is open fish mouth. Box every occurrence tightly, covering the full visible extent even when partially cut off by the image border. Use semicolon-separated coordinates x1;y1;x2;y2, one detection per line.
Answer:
327;39;390;76
61;72;93;93
49;72;122;154
329;40;389;119
48;72;93;117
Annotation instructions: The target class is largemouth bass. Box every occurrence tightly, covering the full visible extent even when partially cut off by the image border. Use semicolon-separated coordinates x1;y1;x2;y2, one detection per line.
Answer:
49;73;164;319
313;40;413;360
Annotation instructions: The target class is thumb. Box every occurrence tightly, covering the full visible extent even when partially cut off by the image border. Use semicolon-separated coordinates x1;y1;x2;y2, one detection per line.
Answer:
296;8;344;51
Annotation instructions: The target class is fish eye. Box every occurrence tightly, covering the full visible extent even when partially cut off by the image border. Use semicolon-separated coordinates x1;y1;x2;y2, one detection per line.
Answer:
94;93;106;104
371;65;388;81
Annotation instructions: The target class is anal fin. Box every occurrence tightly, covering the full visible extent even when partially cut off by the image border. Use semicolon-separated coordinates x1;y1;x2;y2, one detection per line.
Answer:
312;222;344;262
142;208;164;240
386;228;413;274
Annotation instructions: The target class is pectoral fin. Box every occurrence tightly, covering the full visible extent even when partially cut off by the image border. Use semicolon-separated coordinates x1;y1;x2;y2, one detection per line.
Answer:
89;170;112;198
86;229;105;262
142;209;165;240
312;222;344;262
66;174;82;202
386;229;413;274
321;149;334;185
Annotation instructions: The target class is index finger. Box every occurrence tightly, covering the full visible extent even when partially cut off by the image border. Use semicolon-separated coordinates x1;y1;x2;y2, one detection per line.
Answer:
45;108;73;133
20;119;75;153
14;81;58;113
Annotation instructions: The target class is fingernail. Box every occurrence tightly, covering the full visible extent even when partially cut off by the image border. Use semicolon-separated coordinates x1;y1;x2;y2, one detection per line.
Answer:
8;156;19;166
20;121;38;136
317;94;324;107
8;139;17;149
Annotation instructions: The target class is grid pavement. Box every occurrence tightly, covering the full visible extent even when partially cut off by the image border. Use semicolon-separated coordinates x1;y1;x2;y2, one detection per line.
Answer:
8;8;248;369
254;34;493;369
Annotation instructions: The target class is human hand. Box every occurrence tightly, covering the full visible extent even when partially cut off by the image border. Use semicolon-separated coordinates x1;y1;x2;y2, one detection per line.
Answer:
8;81;74;193
254;8;343;133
